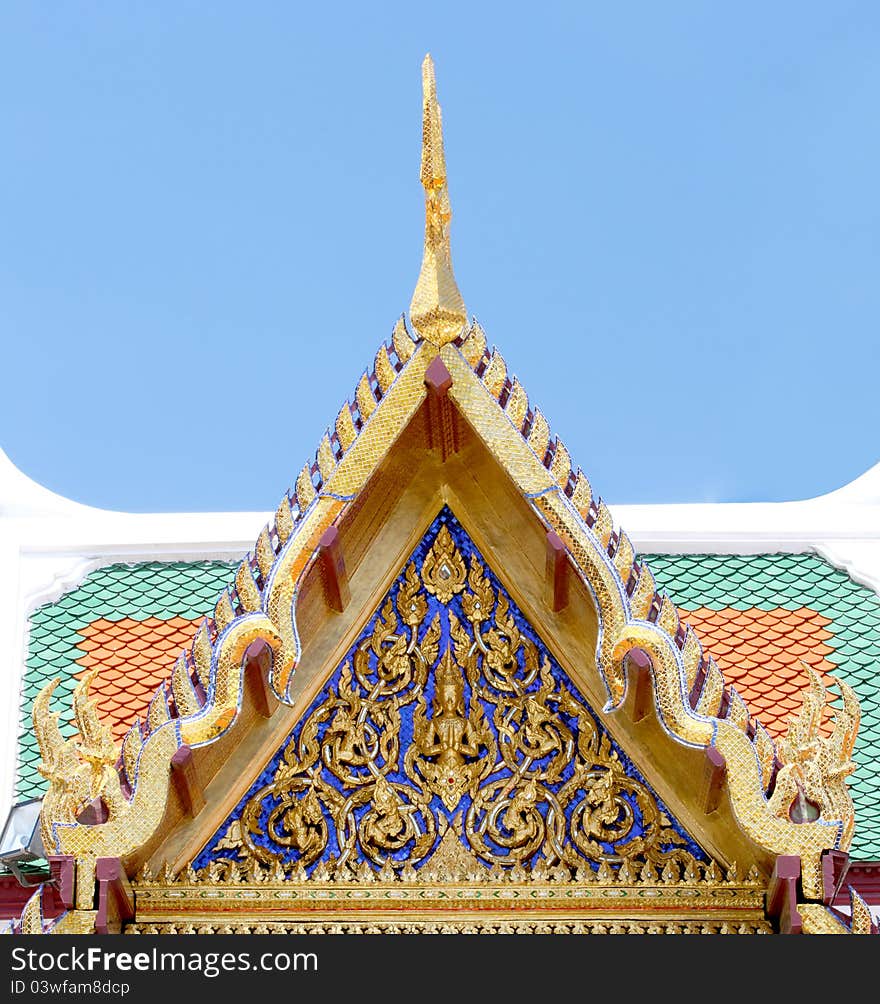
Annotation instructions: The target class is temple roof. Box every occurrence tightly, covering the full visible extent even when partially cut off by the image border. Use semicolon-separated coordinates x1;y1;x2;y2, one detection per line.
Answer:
17;309;859;897
3;56;877;934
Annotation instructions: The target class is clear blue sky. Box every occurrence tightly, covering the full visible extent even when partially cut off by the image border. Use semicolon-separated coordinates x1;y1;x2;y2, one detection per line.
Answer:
2;3;878;512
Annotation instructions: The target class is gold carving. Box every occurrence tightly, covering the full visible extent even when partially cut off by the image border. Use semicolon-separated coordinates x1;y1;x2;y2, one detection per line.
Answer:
132;848;770;934
178;848;760;888
414;816;487;882
421;524;467;603
848;889;877;934
440;343;859;898
28;57;863;924
800;892;878;935
73;667;118;774
197;525;703;882
33;679;87;829
409;650;494;810
768;665;860;846
34;669;125;846
127;920;773;935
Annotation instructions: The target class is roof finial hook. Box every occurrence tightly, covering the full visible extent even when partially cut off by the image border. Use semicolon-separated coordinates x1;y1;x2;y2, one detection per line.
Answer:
409;54;468;347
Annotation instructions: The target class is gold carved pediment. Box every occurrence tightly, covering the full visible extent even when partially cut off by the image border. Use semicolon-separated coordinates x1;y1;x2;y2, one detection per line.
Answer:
130;511;773;931
187;509;710;885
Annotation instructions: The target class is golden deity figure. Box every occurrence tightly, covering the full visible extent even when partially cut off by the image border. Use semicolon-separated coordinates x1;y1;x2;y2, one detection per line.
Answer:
582;770;619;838
500;779;542;848
325;704;362;764
410;649;492;810
427;651;478;768
368;776;408;842
521;694;564;759
278;787;325;861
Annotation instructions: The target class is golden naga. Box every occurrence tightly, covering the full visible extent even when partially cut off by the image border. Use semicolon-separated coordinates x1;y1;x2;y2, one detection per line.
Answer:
767;665;860;845
409;54;468;346
33;668;125;846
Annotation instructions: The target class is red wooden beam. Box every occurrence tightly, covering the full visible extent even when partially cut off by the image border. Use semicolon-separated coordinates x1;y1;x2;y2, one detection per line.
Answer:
545;531;570;612
0;856;75;922
766;855;803;934
424;356;457;461
0;873;43;920
49;855;76;910
625;647;653;723
703;747;727;815
94;857;134;935
319;525;350;613
170;745;205;819
821;849;850;905
833;861;880;908
244;641;276;719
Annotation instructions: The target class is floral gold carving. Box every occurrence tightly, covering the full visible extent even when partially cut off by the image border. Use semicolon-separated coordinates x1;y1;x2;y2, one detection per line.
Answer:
421;524;467;603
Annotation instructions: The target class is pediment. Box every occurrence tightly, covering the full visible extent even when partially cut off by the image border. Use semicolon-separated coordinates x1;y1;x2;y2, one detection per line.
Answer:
34;332;855;911
190;508;708;883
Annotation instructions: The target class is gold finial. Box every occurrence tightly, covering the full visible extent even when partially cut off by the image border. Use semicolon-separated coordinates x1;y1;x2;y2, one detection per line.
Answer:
409;54;468;347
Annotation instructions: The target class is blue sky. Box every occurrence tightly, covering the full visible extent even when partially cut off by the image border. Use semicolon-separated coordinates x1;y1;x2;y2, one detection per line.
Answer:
1;3;878;512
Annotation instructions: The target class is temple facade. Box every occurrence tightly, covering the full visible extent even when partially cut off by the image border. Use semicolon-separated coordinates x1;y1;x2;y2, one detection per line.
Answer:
1;57;878;935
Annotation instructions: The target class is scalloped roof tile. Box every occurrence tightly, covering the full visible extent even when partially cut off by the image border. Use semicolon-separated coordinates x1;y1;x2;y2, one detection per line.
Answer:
16;561;237;800
680;606;836;735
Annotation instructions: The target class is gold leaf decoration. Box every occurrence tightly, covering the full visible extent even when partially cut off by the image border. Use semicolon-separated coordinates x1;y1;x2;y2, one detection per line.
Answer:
421;524;467;604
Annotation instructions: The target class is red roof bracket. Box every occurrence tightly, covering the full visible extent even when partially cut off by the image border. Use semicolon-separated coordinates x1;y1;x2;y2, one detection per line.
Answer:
424;356;458;461
244;641;277;719
624;647;653;724
319;525;350;613
703;747;727;815
94;857;134;935
766;855;803;934
545;531;570;613
170;745;205;819
48;855;76;911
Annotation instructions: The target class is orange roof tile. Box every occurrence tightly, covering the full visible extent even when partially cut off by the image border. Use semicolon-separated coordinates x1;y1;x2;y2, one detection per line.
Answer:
681;606;837;738
74;616;204;742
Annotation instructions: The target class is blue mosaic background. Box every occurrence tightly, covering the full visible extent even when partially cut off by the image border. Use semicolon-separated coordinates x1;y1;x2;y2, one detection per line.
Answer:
194;507;707;873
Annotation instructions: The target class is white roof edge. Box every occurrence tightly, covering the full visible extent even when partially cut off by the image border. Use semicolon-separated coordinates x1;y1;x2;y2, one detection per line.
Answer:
5;441;878;523
1;446;267;536
3;445;879;577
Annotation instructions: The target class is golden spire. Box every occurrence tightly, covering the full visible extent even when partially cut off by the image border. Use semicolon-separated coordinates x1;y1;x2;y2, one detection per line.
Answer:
409;54;468;347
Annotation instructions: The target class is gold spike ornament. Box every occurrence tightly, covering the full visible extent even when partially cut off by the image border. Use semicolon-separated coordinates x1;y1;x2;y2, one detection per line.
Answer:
409;55;468;346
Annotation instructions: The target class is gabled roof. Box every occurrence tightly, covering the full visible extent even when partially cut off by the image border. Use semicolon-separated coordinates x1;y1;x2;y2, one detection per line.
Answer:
30;313;860;902
15;54;868;934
